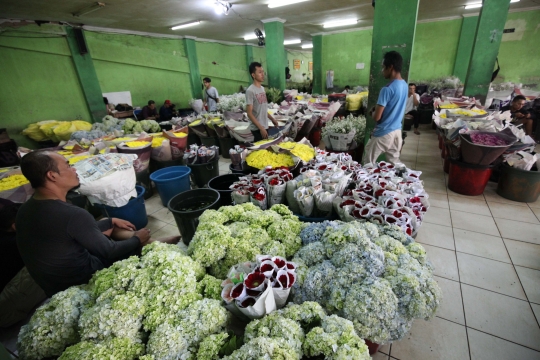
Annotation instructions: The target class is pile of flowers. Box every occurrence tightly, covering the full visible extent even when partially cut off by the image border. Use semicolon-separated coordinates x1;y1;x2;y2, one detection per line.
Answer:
231;167;294;209
122;119;161;134
278;141;315;162
187;203;304;279
291;220;442;344
470;132;508;146
217;93;246;112
221;256;297;318
17;242;227;359
0;174;29;192
223;302;370;359
246;149;296;169
322;114;367;146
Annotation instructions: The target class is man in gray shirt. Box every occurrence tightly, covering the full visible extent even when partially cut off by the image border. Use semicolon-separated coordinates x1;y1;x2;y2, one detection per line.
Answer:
16;151;178;296
203;77;219;112
246;62;278;141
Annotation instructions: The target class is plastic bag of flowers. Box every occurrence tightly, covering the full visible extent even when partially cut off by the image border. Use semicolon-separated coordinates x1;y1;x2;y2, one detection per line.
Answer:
291;220;441;344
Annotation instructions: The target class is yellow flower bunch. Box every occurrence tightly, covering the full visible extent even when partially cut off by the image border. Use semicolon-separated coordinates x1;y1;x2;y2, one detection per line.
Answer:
124;141;150;148
173;132;187;138
57;150;74;156
279;142;315;162
190;120;202;126
0;175;29;192
68;155;92;165
99;147;116;154
246;150;295;169
63;145;75;150
439;103;459;109
151;136;167;148
114;137;136;142
470;108;487;115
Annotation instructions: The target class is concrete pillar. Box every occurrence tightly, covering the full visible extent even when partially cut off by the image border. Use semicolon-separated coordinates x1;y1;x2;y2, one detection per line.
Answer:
453;15;479;81
262;18;286;90
65;27;107;122
463;0;511;103
184;36;203;100
312;35;323;95
364;0;420;147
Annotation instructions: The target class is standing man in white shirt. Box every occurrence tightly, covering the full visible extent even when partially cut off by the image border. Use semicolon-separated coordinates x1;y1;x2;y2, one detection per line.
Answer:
245;62;279;141
405;83;421;135
203;77;219;112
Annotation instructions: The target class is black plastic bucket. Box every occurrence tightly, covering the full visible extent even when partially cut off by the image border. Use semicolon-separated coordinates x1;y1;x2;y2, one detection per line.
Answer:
199;135;220;154
218;137;238;159
167;188;220;244
187;158;220;188
497;163;540;202
229;163;248;175
208;174;242;207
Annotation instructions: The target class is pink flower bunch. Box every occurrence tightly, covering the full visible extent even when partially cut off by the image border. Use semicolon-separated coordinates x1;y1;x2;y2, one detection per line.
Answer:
470;133;508;146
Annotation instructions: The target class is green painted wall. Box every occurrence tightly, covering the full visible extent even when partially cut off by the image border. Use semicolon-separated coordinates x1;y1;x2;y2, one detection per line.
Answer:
497;9;540;85
285;50;313;83
0;24;92;148
196;41;250;95
321;29;373;92
84;31;192;108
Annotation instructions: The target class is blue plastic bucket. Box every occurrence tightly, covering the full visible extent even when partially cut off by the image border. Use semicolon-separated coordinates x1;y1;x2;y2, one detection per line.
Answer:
150;166;192;206
95;185;148;230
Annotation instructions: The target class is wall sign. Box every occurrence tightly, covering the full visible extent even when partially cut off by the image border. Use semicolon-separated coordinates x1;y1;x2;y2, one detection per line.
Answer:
308;61;313;71
293;59;301;70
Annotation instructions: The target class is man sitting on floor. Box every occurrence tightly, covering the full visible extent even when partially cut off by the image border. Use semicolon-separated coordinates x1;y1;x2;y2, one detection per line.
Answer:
500;95;535;137
16;151;178;297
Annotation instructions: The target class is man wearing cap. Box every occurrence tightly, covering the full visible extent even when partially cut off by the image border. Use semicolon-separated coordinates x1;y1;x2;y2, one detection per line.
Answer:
141;100;159;120
159;100;174;121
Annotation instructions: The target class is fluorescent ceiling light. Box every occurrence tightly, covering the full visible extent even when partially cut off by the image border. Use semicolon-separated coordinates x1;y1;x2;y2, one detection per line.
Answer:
72;2;105;17
323;19;358;28
244;33;264;40
171;21;201;30
510;0;520;2
284;39;301;45
464;2;482;9
268;0;309;9
301;43;313;49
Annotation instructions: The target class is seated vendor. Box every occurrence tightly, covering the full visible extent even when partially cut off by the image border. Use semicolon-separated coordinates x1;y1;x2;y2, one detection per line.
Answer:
16;151;179;297
141;100;159;120
500;95;534;137
0;199;46;328
159;99;174;121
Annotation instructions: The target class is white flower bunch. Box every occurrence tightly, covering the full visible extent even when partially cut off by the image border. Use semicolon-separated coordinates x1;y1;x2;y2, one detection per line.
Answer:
188;203;305;279
217;93;246;112
293;221;442;344
322;114;367;144
58;337;145;360
196;332;230;360
17;286;93;360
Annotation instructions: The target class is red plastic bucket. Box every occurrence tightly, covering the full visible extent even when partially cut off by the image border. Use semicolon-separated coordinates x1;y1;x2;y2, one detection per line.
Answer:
443;156;450;174
448;159;492;196
364;339;381;355
441;144;447;159
309;128;322;147
438;134;443;150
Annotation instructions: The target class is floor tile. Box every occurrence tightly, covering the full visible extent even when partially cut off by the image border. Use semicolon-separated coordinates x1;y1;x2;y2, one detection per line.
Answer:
483;183;529;207
531;303;540;322
418;169;446;182
422;244;459;281
450;210;499;237
152;223;180;239
433;276;465;325
504;239;540;270
529;198;540;209
494;218;540;245
150;207;175;224
378;343;390;355
423;206;452;227
454;229;510;263
532;207;540;221
457;252;526;300
448;196;491;216
391;317;469;360
468;328;540;360
427;192;449;209
372;351;389;360
415;222;454;250
515;266;540;304
447;189;485;201
146;217;167;233
145;196;166;214
461;284;540;351
488;202;540;224
423;179;447;195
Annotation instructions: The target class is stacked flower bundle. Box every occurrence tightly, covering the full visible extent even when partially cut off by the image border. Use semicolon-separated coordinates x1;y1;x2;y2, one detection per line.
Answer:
292;221;442;344
231;167;294;209
217;93;246;112
187;203;304;279
336;161;430;236
321;114;367;148
17;242;227;360
222;302;371;359
221;256;297;319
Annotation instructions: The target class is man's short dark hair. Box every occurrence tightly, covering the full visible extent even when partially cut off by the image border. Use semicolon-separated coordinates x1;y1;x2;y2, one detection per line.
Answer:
383;51;403;73
409;83;416;87
513;95;526;102
148;100;155;106
20;151;59;189
249;62;262;80
203;77;211;83
344;85;350;89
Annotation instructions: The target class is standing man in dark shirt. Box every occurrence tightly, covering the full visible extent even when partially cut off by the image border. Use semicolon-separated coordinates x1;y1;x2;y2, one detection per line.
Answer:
500;95;534;136
141;100;159;120
16;151;177;297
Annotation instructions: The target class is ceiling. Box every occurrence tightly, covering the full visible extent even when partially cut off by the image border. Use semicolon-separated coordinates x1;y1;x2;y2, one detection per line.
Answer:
0;0;538;47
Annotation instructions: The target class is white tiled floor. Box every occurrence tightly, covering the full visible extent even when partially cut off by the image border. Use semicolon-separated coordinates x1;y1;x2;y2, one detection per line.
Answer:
2;126;540;359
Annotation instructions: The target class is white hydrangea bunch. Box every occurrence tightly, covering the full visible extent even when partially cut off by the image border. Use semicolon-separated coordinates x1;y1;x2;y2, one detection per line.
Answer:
217;93;246;112
17;286;93;360
322;114;367;145
58;337;145;360
196;333;229;360
293;221;442;343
